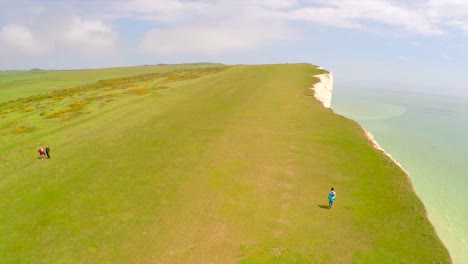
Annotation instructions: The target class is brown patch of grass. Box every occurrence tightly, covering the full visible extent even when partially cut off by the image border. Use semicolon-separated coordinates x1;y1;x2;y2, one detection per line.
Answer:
123;88;148;95
153;86;169;91
12;126;36;134
165;73;200;83
21;108;33;113
85;93;118;102
2;109;16;114
45;101;87;121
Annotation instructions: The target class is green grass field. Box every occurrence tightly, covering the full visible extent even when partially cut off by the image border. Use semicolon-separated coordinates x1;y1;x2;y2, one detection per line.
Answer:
0;64;450;263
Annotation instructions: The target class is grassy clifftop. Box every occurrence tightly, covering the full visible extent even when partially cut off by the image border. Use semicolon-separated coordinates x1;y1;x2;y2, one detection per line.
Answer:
0;64;450;263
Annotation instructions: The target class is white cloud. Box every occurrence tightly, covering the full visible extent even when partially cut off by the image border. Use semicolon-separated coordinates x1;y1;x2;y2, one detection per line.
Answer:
0;24;50;55
110;0;468;59
285;0;442;36
427;0;468;18
396;55;412;61
286;7;365;30
252;0;298;9
113;0;298;21
140;19;294;55
125;0;446;56
63;16;118;55
128;0;298;55
0;14;118;56
446;19;468;32
426;0;468;34
441;53;453;60
409;41;424;46
114;0;210;22
3;0;468;69
117;0;446;43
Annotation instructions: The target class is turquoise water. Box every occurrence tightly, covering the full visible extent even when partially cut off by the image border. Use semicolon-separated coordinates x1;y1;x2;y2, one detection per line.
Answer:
332;87;468;264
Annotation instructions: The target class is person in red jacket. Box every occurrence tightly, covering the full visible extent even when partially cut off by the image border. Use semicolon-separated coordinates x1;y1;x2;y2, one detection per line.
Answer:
38;147;45;159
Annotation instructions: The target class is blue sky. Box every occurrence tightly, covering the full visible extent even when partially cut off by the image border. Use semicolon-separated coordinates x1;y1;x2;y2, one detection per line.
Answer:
1;0;468;96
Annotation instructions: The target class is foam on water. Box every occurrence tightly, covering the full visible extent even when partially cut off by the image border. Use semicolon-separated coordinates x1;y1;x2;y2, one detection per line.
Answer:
332;87;468;264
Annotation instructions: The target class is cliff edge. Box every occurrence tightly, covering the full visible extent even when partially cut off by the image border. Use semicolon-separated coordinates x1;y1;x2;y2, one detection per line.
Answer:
312;72;333;108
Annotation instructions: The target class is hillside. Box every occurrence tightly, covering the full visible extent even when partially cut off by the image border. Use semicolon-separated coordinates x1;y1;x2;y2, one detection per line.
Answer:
0;64;450;263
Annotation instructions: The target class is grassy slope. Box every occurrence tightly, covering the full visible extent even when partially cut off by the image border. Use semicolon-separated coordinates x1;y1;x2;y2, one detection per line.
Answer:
0;63;219;104
0;64;450;263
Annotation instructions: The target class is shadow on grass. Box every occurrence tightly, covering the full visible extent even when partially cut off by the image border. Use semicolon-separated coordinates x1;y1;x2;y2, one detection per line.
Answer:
317;205;330;209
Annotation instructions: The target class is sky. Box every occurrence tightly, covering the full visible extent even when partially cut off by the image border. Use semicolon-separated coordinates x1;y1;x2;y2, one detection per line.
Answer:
1;0;468;96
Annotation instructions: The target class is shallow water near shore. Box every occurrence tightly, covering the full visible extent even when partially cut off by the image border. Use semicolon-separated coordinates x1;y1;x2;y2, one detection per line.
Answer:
332;87;468;264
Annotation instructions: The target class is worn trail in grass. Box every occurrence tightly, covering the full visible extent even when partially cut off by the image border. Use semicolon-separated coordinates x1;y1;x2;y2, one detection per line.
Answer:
0;64;449;263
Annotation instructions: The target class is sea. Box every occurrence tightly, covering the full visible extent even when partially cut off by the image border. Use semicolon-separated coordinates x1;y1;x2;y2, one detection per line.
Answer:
331;85;468;264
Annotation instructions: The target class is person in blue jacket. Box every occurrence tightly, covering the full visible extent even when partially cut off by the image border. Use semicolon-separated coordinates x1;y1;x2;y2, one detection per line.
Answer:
328;187;336;208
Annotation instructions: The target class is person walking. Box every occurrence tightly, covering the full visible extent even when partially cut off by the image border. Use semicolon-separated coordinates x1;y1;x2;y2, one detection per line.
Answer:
45;146;50;159
328;187;336;208
38;147;45;159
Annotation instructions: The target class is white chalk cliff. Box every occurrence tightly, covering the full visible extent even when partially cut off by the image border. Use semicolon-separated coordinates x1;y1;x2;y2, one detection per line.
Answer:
313;69;410;180
312;72;334;108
